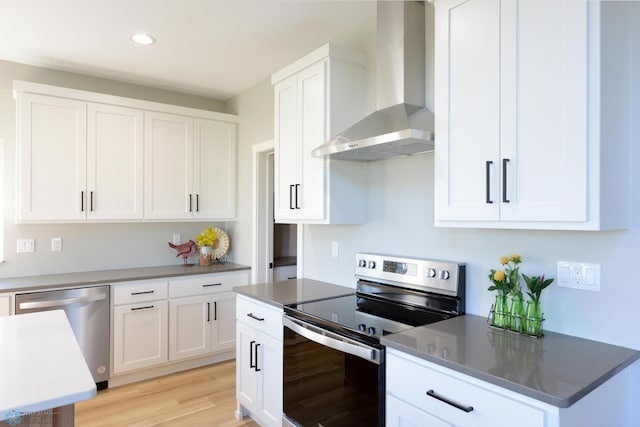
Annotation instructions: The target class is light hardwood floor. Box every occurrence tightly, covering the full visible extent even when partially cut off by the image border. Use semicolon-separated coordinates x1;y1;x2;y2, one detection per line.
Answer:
75;360;259;427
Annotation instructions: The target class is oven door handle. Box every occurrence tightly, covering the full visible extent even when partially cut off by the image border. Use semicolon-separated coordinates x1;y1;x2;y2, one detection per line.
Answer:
283;316;381;364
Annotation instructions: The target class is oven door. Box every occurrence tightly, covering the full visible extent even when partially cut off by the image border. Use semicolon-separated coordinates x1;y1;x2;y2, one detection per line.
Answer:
283;315;384;427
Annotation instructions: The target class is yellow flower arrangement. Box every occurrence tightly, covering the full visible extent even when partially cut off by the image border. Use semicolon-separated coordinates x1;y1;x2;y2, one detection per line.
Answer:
488;254;522;296
196;227;218;248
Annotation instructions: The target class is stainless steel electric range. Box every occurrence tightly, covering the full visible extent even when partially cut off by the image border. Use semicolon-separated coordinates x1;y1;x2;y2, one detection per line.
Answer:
282;253;466;427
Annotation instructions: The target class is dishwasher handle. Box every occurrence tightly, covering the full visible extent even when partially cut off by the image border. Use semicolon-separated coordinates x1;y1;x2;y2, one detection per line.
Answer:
18;293;107;310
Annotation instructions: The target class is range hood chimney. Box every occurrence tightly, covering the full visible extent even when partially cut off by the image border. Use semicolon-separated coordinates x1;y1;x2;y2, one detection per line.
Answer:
312;0;433;161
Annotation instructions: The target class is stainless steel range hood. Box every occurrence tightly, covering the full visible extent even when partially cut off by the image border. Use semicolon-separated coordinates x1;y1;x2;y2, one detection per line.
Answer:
312;0;433;161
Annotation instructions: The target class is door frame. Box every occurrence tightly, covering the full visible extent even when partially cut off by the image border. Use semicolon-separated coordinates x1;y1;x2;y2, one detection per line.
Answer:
252;140;303;284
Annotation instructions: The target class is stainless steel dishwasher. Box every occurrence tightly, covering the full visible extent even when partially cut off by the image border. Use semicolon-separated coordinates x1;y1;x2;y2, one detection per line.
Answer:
15;286;110;389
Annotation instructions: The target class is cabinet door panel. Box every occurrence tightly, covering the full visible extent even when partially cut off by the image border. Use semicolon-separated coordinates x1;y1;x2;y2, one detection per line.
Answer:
144;112;193;219
434;0;501;221
297;61;326;220
113;301;168;373
193;119;237;219
236;322;259;408
258;332;283;426
169;296;209;361
211;292;236;352
87;103;144;220
499;0;587;221
18;93;87;221
274;75;299;221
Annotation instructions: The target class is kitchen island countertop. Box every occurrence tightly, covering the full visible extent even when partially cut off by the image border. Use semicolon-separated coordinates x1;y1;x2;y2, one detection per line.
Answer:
0;310;96;421
0;263;250;293
233;278;354;308
381;314;640;408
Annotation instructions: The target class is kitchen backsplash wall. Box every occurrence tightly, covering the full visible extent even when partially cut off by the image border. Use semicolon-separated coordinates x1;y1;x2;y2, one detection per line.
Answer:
0;60;231;277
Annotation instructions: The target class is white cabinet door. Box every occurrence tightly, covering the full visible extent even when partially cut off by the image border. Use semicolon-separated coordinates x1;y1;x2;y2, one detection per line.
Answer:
256;331;283;426
87;103;144;220
169;295;210;361
193;118;237;220
113;300;168;373
274;74;300;221
498;0;587;222
435;0;603;228
210;291;236;352
144;111;193;220
296;60;327;220
17;93;87;222
434;0;501;222
236;322;259;410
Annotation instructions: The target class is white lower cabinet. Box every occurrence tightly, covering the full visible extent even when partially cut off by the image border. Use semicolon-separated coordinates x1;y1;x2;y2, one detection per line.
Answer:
168;272;248;361
386;348;636;427
236;295;282;427
111;271;249;377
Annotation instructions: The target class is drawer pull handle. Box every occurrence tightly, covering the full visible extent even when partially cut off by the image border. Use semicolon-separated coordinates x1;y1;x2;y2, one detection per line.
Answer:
202;283;222;287
247;313;265;321
426;389;474;413
131;290;154;296
131;305;154;311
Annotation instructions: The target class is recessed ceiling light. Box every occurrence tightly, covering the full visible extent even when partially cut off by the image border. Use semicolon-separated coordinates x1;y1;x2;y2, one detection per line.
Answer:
131;33;156;45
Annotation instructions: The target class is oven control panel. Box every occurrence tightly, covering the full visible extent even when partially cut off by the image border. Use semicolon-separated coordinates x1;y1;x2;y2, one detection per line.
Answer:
355;253;465;297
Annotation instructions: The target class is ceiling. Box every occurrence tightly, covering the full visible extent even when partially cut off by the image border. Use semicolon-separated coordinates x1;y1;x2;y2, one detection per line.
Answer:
0;0;376;100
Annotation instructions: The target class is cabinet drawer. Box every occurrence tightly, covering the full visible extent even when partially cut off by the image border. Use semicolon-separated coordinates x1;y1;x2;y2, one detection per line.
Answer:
386;350;545;427
236;295;282;340
169;272;248;298
113;279;168;305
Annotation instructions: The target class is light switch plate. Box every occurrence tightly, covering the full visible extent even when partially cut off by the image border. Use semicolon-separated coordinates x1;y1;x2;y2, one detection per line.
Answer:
557;261;600;292
51;237;62;251
17;239;35;253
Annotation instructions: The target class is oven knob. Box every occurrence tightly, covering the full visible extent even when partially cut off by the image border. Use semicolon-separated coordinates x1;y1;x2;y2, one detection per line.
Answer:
439;270;450;280
427;268;437;278
367;326;376;335
367;261;376;269
358;323;366;332
358;259;366;268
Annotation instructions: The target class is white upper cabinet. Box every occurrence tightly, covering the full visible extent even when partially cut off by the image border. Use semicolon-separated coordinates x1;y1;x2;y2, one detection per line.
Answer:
272;43;368;224
14;81;237;223
144;113;237;221
17;93;143;222
434;0;632;230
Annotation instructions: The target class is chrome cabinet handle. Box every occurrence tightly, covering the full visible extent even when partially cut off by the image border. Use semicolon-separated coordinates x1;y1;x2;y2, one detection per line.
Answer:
426;389;474;413
485;161;493;204
502;158;510;203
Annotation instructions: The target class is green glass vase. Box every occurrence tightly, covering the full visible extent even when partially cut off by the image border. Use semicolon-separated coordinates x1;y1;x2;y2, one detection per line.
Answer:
509;294;525;332
492;293;509;328
524;301;543;336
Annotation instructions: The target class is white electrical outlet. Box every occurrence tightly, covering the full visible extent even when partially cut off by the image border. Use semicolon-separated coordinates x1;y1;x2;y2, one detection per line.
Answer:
172;234;181;245
51;237;62;252
17;239;35;253
331;241;339;258
557;261;600;292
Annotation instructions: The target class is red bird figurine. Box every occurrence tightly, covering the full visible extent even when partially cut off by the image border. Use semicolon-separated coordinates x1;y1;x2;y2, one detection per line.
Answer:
168;240;198;266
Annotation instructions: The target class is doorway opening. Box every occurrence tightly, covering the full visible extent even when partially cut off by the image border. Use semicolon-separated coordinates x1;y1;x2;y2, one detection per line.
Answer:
252;140;299;284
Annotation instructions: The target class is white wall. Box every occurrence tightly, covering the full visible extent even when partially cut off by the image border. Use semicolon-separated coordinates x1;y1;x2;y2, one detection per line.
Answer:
0;60;231;277
231;3;640;353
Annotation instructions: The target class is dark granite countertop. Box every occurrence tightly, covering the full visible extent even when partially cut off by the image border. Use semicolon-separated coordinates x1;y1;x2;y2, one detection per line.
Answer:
381;314;640;408
233;278;354;308
0;263;250;293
